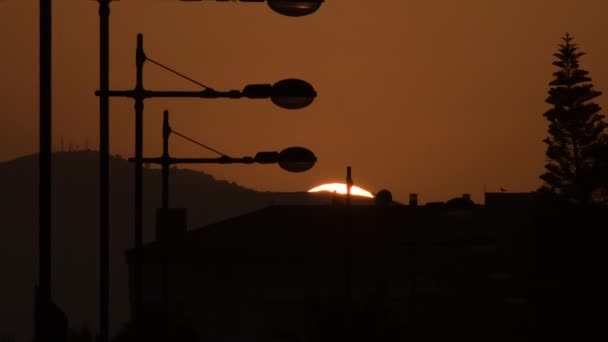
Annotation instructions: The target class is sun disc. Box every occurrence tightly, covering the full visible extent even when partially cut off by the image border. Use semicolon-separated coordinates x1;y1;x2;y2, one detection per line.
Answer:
308;183;374;198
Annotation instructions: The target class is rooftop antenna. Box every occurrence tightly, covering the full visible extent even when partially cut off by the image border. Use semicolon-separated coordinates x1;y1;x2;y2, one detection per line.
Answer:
346;166;353;207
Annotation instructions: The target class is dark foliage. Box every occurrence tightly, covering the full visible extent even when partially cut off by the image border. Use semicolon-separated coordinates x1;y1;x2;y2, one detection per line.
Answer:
531;204;608;340
540;33;608;205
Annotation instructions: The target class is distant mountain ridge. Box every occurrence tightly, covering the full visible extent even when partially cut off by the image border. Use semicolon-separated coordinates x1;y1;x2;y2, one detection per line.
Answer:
0;151;344;341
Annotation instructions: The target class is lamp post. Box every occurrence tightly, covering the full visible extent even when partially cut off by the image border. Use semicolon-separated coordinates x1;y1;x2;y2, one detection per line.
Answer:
36;1;52;341
95;31;317;341
148;110;317;206
94;1;322;341
104;32;316;339
97;4;110;342
128;109;316;338
133;110;317;211
134;110;317;173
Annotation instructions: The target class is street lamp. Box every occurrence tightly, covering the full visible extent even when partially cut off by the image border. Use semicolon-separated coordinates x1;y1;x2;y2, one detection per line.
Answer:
93;1;321;341
127;109;316;338
137;147;316;169
242;78;316;109
95;32;317;341
131;110;317;209
267;0;324;17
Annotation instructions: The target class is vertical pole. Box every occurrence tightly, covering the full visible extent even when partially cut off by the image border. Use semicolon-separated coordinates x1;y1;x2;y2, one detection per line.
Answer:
343;199;353;340
37;0;52;341
161;110;170;339
346;166;353;207
134;33;145;339
162;110;170;211
98;2;111;342
344;166;354;338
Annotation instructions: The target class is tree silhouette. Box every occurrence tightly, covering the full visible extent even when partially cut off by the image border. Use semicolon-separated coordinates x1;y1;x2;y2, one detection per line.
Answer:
540;33;608;205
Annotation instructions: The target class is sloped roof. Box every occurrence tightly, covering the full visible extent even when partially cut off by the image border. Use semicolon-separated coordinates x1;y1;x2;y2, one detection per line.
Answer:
126;205;485;264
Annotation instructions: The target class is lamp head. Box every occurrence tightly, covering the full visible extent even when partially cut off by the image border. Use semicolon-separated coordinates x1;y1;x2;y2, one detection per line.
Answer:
278;146;317;172
271;78;316;109
267;0;324;17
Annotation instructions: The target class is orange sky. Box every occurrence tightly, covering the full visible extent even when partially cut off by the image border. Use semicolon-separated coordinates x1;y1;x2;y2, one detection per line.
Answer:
1;0;608;204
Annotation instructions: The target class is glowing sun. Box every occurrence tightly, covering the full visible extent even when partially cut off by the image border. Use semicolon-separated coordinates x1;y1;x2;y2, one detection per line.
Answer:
308;183;374;198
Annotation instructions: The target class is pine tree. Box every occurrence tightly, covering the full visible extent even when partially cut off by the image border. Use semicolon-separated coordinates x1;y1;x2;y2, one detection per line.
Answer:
540;33;608;205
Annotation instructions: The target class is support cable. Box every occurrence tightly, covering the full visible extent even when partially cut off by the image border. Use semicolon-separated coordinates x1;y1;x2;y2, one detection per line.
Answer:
171;129;229;157
146;56;213;90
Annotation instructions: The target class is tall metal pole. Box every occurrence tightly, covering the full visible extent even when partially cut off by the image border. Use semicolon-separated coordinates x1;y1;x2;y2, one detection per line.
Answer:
134;33;145;337
344;166;354;338
98;2;111;342
162;110;170;211
37;0;52;341
161;110;170;339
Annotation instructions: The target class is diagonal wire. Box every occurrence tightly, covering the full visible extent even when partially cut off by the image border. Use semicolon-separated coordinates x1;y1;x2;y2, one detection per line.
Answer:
171;129;229;157
146;56;213;90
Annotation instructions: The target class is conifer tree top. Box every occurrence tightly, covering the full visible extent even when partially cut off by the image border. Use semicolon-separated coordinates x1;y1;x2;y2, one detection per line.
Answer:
549;33;592;88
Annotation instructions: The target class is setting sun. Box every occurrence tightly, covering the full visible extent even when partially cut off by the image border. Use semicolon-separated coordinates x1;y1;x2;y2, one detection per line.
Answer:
308;183;374;198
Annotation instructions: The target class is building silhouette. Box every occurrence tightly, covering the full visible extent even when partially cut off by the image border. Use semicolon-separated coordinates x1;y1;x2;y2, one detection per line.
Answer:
125;197;544;341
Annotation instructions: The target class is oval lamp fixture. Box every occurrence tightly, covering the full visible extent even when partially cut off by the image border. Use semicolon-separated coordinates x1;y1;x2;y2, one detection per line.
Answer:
278;146;317;172
271;78;317;110
267;0;324;17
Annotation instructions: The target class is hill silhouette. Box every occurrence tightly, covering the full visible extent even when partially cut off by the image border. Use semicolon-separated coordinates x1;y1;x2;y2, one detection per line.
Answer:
0;151;349;340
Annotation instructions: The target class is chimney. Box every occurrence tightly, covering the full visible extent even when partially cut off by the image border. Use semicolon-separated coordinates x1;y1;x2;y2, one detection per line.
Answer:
155;208;187;241
409;193;418;207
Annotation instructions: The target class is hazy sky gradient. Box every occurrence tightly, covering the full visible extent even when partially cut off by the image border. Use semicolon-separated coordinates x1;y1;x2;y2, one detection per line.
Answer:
1;0;608;203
